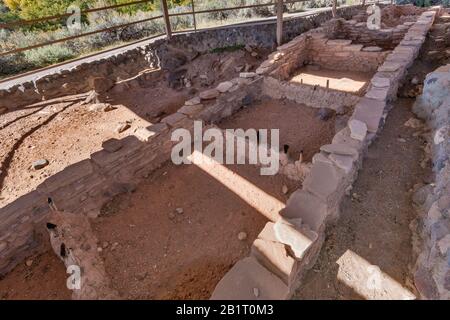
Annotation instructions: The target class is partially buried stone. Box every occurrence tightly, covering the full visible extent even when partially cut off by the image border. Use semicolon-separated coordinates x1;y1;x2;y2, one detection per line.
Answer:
33;159;49;170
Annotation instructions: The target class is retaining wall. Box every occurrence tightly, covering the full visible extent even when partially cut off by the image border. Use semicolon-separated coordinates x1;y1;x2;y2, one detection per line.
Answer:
412;64;450;300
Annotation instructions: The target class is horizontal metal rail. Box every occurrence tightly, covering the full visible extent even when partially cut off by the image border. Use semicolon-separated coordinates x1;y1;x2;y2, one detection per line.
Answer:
0;0;350;58
0;15;163;57
0;0;155;28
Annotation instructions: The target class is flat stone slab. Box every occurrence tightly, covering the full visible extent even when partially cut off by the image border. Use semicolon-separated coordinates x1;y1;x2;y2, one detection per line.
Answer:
352;97;385;133
327;39;352;46
185;96;201;106
280;189;328;232
303;161;345;201
161;112;186;127
211;257;290;300
329;153;354;174
134;127;156;142
199;89;220;100
371;76;390;88
378;62;403;72
365;87;389;101
178;103;203;116
320;143;358;157
251;239;297;286
102;138;123;153
362;46;383;52
349;119;368;141
274;219;318;260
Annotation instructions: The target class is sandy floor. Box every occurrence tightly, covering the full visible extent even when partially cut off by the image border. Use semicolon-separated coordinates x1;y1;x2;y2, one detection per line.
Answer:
289;66;371;95
293;98;430;300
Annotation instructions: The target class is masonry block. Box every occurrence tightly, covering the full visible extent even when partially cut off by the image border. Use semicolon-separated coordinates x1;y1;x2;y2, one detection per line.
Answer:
210;257;290;300
280;190;328;232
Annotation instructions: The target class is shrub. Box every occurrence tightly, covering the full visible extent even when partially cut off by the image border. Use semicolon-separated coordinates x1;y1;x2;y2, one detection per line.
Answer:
23;44;76;66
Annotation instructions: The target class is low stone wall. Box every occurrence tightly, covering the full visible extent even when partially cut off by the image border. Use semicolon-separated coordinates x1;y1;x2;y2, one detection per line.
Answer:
211;10;436;300
0;121;178;275
0;68;264;277
258;23;391;110
412;65;450;300
0;5;364;114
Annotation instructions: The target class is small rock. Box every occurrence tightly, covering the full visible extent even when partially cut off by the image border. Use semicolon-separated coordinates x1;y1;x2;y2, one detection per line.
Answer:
242;94;253;106
88;103;109;112
240;72;257;78
251;52;258;57
103;104;117;112
111;242;119;251
398;138;406;143
235;65;244;72
25;259;33;267
216;81;233;93
116;122;131;133
102;241;109;249
411;76;420;85
282;185;289;194
97;247;103;252
175;207;184;215
404;118;423;129
32;159;49;170
253;287;260;298
245;44;253;53
238;232;248;241
168;212;176;220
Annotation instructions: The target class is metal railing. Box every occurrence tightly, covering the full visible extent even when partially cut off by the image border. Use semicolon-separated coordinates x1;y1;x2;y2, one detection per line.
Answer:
0;0;335;58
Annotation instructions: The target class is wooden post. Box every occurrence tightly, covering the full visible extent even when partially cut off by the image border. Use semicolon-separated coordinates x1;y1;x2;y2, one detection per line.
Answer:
276;0;283;46
191;0;197;31
160;0;172;39
332;0;337;18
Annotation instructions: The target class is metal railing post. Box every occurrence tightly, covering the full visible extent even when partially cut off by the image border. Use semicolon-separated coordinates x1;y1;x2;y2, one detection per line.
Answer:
276;0;283;46
191;0;197;32
160;0;172;39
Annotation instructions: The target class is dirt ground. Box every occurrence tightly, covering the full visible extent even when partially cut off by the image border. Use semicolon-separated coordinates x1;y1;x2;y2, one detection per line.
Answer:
293;98;430;300
218;98;338;163
0;49;266;208
0;251;70;300
93;162;278;299
290;66;372;95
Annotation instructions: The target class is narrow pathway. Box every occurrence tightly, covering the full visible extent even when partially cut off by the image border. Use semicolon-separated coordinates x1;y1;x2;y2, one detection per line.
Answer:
294;98;430;300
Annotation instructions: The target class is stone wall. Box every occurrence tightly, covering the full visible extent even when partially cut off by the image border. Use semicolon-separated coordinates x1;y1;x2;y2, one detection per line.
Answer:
412;65;450;300
211;10;437;300
0;121;178;276
258;23;391;111
0;5;363;114
0;69;263;277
